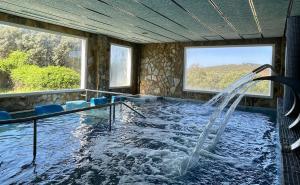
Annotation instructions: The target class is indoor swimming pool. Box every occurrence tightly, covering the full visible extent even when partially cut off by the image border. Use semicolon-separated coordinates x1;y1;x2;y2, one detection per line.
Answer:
0;99;279;185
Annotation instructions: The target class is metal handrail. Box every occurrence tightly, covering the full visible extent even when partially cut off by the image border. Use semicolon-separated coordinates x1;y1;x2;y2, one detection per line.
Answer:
0;102;121;124
83;89;146;118
0;87;148;162
0;100;147;162
253;75;300;151
84;89;133;96
122;102;146;118
0;102;121;162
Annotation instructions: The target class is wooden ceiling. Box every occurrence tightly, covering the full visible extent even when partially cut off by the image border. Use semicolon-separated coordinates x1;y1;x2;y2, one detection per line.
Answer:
0;0;296;43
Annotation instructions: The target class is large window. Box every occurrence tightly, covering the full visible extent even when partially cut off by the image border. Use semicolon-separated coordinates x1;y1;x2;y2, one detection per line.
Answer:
109;44;132;88
0;23;86;94
184;45;274;96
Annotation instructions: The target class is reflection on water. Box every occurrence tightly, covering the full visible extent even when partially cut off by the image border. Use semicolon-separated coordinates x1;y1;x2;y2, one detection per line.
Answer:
0;100;278;184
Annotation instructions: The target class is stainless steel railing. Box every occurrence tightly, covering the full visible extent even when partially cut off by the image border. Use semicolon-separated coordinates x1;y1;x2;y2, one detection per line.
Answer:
0;90;147;162
0;102;121;162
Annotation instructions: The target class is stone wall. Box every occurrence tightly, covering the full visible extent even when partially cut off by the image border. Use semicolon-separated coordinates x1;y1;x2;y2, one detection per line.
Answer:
140;43;182;96
87;36;140;94
140;38;285;107
0;12;140;112
0;91;84;112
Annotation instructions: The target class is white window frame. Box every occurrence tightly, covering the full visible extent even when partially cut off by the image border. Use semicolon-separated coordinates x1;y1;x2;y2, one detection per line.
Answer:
109;43;133;89
0;21;88;98
183;44;275;98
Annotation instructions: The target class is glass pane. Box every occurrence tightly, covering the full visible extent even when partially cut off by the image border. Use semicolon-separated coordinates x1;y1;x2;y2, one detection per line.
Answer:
184;46;273;96
109;45;132;87
0;24;84;94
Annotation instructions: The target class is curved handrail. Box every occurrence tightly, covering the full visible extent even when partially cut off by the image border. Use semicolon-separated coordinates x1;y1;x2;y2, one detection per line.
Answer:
284;87;300;117
253;75;300;151
253;75;300;119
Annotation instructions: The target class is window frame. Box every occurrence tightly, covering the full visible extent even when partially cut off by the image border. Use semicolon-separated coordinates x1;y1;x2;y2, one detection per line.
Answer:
183;44;275;99
109;43;133;89
0;21;88;98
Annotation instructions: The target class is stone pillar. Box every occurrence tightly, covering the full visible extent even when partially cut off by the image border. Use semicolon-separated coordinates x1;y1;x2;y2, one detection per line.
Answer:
284;16;300;113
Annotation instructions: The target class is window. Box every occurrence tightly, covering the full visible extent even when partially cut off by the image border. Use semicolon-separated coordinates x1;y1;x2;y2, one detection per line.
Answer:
109;44;132;88
0;23;87;94
183;45;274;96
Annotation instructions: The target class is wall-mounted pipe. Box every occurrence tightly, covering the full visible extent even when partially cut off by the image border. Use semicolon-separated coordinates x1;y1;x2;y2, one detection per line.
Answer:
252;64;276;74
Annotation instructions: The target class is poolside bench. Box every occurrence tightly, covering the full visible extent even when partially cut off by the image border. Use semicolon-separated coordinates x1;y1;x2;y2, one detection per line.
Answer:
35;104;64;115
90;97;108;106
65;100;89;111
0;111;12;120
111;96;126;103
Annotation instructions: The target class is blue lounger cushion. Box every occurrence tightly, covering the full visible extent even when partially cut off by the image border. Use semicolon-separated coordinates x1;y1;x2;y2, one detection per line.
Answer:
65;100;89;110
90;97;108;106
111;96;126;103
35;104;64;115
0;111;12;120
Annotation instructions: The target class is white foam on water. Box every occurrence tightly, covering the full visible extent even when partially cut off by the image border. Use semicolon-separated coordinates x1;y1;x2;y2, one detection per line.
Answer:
179;81;253;175
179;69;266;176
208;81;259;151
0;96;278;184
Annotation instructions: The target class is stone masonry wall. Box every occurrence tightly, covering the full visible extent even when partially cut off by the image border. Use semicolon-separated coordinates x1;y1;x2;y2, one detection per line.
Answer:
140;43;182;96
0;91;84;112
140;38;285;108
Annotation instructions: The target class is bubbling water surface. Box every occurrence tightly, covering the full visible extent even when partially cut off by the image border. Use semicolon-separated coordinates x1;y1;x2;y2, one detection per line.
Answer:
0;100;278;185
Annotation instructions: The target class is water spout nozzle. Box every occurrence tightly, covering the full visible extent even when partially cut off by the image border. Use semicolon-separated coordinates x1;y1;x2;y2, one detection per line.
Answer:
252;64;276;74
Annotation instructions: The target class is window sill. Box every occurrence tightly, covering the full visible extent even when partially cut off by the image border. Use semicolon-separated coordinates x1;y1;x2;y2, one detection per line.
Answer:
0;89;85;98
109;86;132;89
182;88;273;99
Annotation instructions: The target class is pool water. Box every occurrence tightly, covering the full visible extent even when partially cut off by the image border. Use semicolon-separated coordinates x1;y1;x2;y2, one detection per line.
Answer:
0;100;279;184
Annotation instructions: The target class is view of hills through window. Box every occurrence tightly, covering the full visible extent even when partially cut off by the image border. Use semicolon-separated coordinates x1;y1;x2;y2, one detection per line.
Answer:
184;46;273;96
0;24;84;94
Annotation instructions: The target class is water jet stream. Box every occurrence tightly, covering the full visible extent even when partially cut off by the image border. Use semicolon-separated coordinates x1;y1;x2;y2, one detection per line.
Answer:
179;65;273;175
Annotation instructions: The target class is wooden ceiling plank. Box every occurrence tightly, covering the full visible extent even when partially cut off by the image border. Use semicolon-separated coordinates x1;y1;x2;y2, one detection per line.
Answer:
254;0;289;38
174;0;241;39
